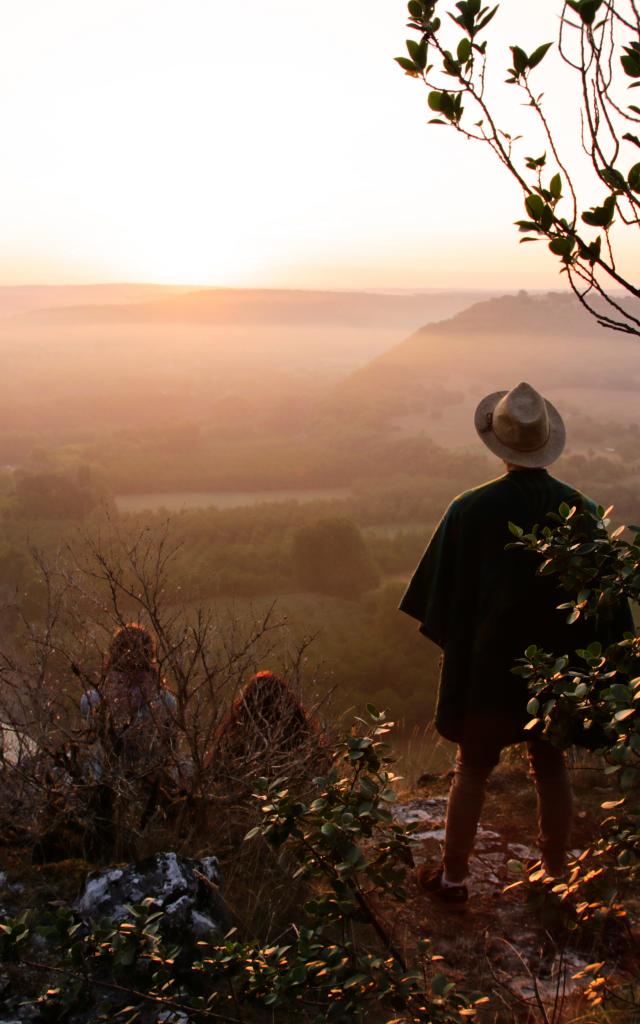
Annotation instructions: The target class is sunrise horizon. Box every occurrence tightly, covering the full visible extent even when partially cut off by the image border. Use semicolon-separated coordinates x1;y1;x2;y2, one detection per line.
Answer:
6;2;625;297
0;277;569;294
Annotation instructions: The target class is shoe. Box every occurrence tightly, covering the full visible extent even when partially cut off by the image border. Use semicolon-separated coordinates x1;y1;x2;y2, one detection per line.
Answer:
415;864;468;904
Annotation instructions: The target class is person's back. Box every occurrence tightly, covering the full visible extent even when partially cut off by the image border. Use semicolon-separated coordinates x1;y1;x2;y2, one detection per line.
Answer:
79;624;177;858
401;466;604;744
81;624;176;764
400;382;632;902
213;671;327;788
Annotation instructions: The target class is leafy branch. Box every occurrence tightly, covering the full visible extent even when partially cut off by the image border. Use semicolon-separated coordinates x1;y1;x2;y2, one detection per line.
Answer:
396;0;640;336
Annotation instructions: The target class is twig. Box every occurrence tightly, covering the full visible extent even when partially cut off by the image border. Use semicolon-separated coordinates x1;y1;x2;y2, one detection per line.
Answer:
17;958;241;1023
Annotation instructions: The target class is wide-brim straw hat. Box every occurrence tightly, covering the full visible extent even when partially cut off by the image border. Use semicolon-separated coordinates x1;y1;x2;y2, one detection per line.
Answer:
474;381;565;468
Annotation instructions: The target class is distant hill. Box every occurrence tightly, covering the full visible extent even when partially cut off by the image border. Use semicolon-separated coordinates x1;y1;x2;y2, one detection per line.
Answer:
332;292;640;446
0;284;195;318
12;286;496;331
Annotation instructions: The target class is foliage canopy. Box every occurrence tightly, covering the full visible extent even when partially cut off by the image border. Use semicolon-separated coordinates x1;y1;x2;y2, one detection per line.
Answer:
291;517;380;598
398;0;640;336
506;502;640;1010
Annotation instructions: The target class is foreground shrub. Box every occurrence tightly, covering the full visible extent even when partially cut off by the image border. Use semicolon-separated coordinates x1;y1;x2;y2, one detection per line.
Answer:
1;708;485;1024
0;523;326;866
507;502;640;1011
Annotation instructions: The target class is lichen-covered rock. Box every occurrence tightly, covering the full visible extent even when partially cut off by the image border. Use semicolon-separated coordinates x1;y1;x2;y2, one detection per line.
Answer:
75;851;231;939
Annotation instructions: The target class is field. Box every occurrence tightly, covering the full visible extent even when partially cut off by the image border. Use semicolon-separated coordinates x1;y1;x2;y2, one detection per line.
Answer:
115;487;352;512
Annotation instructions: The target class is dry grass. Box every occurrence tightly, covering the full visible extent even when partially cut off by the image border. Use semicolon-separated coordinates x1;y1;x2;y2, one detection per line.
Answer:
393;720;455;794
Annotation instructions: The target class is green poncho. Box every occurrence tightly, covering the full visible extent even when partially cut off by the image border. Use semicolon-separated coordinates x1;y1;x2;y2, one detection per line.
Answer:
400;469;632;744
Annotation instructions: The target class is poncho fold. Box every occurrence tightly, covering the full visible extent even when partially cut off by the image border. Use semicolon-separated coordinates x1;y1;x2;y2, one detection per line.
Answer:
400;469;633;744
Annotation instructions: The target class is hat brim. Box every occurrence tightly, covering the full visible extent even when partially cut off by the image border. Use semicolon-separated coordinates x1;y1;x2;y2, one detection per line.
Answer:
474;390;566;468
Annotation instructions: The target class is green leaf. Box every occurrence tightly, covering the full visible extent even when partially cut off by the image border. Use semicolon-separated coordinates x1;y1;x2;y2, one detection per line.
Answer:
407;38;420;61
344;844;364;865
525;153;547;169
529;42;553;69
549;235;575;259
508;521;524;538
567;0;604;26
395;57;419;74
344;973;368;988
600;166;626;191
510;45;528;76
525;193;545;220
457;37;471;63
621;45;640;79
408;0;424;16
614;708;635;722
516;220;541;233
580;236;602;264
549;173;562;200
407;38;428;70
415;38;428;69
476;5;498;32
431;971;449;996
628;163;640;194
581;194;617;228
527;698;540;716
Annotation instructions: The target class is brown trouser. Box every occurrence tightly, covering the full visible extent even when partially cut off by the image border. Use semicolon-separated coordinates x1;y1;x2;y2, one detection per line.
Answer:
443;737;572;883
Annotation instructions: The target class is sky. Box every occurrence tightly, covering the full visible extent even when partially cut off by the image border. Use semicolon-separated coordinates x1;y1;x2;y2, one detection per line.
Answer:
0;1;634;290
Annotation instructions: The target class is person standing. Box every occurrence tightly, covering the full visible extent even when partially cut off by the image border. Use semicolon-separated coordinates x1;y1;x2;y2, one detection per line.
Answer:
399;382;632;902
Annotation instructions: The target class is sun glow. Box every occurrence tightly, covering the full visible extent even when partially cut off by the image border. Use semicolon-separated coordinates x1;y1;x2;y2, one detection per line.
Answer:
0;1;602;289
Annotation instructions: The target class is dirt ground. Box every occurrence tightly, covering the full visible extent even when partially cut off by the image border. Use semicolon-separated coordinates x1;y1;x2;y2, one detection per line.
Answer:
388;753;638;1022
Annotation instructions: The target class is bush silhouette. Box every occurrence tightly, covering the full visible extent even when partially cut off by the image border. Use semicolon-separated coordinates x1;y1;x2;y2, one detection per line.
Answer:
291;517;380;598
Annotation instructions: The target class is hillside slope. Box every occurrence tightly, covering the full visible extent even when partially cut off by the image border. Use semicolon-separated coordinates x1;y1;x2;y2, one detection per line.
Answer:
332;292;640;447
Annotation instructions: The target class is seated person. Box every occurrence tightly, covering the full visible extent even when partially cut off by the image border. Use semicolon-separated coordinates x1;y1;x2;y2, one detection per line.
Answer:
214;670;325;783
80;624;177;856
81;623;176;764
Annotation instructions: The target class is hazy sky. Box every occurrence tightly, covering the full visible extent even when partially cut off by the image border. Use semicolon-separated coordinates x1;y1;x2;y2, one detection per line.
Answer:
1;1;634;289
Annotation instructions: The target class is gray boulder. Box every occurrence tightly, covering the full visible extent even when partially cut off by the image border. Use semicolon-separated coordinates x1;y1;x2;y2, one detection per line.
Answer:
75;851;231;939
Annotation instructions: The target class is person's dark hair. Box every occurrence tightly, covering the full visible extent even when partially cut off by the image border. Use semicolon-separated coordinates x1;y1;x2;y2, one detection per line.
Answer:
105;624;157;674
237;671;304;721
216;670;314;759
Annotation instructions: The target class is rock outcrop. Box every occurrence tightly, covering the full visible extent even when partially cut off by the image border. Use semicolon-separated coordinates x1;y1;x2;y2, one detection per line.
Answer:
75;851;231;939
